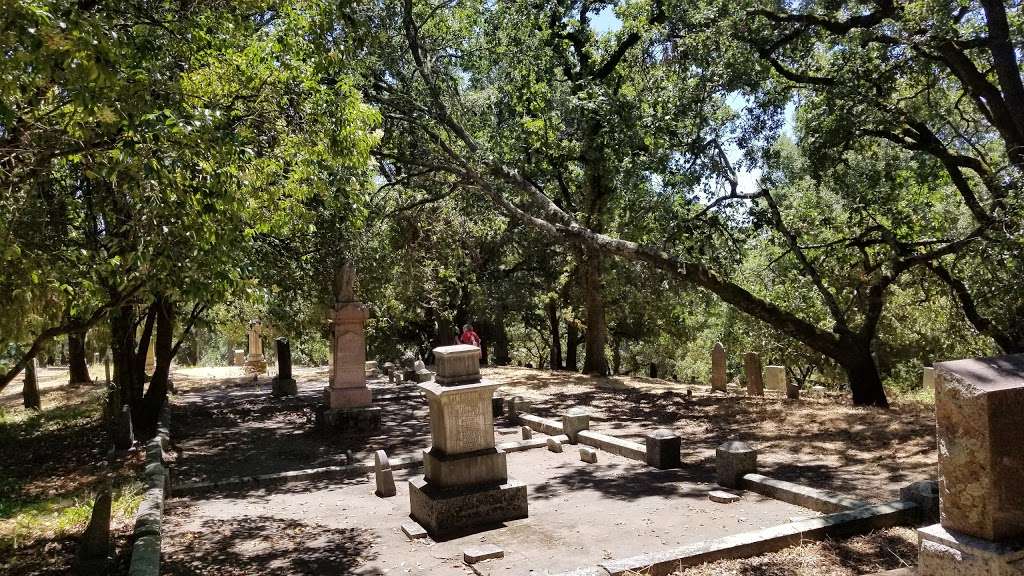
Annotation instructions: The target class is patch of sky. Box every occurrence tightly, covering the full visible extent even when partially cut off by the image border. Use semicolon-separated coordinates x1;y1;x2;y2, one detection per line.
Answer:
590;5;622;34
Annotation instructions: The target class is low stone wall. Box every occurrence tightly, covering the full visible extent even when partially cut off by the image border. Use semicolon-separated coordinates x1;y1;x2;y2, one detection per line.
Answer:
584;501;920;576
577;430;646;461
741;473;869;513
518;413;564;436
128;403;171;576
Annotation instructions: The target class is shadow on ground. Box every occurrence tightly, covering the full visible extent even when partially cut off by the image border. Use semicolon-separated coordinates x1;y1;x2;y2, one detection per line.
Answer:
161;515;380;576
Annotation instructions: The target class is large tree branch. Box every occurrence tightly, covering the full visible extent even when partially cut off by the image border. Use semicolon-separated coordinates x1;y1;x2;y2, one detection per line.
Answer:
0;280;146;392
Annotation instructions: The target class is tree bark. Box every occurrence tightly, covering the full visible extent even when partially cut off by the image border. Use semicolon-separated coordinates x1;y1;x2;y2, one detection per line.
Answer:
109;304;138;411
490;303;511;365
580;248;610;375
565;319;579;371
133;303;157;397
838;339;889;408
547;300;562;370
140;297;175;438
23;358;40;410
68;330;91;384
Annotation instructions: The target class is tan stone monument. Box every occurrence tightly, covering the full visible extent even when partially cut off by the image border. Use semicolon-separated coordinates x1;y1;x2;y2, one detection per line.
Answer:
409;344;527;539
916;353;1024;576
318;262;381;432
765;365;787;393
711;342;727;392
743;352;764;396
244;319;267;374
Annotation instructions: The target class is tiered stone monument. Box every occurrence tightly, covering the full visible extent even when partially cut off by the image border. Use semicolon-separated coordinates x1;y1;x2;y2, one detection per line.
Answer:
916;354;1024;575
319;262;381;432
743;352;764;396
711;342;727;392
408;344;528;539
271;337;297;396
244;320;268;374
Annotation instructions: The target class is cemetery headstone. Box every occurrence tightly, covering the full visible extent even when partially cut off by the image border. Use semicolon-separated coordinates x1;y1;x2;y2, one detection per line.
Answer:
916;353;1024;575
412;359;434;383
74;485;111;575
711;342;727;392
374;449;397;498
743;352;764;396
520;426;532;440
232;349;244;366
114;405;134;451
244;319;268;374
318;262;381;432
579;447;598;463
764;365;787;393
271;337;297;397
408;344;528;538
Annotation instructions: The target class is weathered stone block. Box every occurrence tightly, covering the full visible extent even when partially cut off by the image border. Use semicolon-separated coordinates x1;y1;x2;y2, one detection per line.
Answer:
743;352;764;396
316;405;382;433
408;477;528;540
934;354;1024;541
75;487;112;575
375;467;396;498
402;521;428;540
708;490;741;504
901;480;940;524
419;381;498;455
579;447;598;463
717;441;757;489
464;544;504;564
562;408;590;444
711;342;727;392
423;447;508;489
765;366;787;393
520;426;532;440
434;344;481;385
645;429;681;470
492;396;504;416
271;377;297;397
786;380;800;400
547;437;564;453
917;523;1024;576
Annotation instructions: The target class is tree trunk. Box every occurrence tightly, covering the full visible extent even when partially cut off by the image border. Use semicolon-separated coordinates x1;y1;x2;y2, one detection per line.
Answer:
547;300;562;370
612;336;622;375
838;342;889;408
68;331;91;384
492;305;511;365
566;319;579;371
141;297;175;438
580;249;610;376
109;304;138;409
23;358;40;410
133;304;157;395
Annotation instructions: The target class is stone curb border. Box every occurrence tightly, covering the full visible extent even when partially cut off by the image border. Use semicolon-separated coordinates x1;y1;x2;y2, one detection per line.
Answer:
170;436;552;497
740;473;870;513
553;500;919;576
518;412;648;462
127;403;171;576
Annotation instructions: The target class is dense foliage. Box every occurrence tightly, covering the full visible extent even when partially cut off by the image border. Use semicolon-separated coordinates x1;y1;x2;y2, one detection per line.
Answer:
2;0;1021;412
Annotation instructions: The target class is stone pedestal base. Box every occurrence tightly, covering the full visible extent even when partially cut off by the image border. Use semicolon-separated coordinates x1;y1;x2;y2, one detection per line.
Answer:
423;447;508;489
918;524;1024;576
324;386;373;408
408;476;528;540
316;405;382;434
244;358;267;374
271;377;297;397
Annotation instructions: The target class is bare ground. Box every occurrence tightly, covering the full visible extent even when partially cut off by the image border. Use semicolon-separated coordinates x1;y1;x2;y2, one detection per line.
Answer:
161;365;936;575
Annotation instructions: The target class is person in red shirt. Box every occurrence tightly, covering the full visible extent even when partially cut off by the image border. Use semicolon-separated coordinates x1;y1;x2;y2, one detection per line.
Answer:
459;324;481;347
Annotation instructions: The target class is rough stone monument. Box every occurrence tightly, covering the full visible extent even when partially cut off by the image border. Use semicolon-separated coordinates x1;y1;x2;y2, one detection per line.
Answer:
231;348;244;366
271;337;297;397
765;365;787;393
74;484;112;575
711;342;727;392
319;262;380;432
743;352;764;396
244;319;268;374
408;344;528;539
916;353;1024;576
